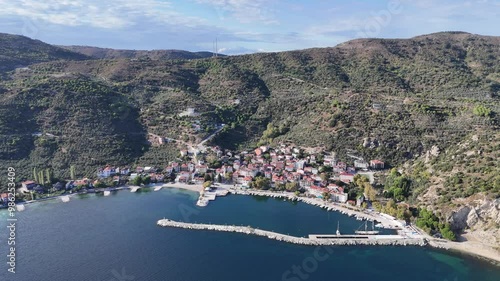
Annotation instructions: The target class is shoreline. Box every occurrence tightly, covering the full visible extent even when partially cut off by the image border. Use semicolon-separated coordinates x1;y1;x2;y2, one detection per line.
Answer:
9;182;500;264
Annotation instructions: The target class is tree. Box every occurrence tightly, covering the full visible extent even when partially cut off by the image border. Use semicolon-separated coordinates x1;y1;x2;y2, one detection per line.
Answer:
204;173;212;182
94;181;107;189
285;181;299;192
225;172;233;182
45;169;53;184
322;192;331;201
131;176;143;186
203;181;212;189
252;177;271;190
142;176;151;185
440;224;456;241
473;105;492;117
70;165;76;180
39;171;45;185
33;167;38;182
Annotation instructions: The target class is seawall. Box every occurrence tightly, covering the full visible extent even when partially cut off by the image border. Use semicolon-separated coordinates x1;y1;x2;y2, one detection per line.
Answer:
157;219;428;247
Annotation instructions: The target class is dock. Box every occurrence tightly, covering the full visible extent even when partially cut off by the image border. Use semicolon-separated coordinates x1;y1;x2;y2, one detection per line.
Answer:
157;219;427;247
130;186;141;193
196;187;229;207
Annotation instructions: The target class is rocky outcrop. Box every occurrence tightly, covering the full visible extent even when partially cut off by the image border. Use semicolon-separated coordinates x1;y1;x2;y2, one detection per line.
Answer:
448;196;500;246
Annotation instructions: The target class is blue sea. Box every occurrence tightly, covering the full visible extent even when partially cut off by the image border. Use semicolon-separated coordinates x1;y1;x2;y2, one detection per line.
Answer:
0;187;499;281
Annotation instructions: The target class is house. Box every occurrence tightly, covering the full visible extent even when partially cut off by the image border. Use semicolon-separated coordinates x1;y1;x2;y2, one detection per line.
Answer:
180;150;188;157
21;181;37;190
339;172;354;183
295;160;306;170
120;167;131;175
370;160;385;170
0;193;8;204
171;162;180;172
136;167;144;173
165;166;173;174
328;184;348;203
180;164;189;172
354;160;369;170
307;185;329;197
196;165;208;174
74;178;89;187
98;166;116;178
254;148;263;156
333;162;347;173
242;176;253;187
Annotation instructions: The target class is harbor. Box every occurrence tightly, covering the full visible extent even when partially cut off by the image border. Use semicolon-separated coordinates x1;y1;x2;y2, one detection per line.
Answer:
157;218;428;247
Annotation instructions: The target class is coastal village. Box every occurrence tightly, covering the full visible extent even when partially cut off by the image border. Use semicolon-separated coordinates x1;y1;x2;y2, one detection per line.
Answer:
5;143;385;210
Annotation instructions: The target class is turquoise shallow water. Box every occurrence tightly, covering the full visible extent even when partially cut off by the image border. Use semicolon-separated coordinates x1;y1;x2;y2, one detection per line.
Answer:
0;188;499;281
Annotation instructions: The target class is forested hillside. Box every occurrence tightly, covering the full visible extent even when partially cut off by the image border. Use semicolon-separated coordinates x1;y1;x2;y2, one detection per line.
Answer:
0;31;498;195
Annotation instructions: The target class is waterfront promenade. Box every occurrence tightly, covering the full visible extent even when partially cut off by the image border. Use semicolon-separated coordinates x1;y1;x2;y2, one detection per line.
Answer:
157;219;428;247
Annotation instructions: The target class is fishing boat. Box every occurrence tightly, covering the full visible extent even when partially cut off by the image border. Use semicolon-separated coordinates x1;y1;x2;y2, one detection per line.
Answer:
355;221;379;235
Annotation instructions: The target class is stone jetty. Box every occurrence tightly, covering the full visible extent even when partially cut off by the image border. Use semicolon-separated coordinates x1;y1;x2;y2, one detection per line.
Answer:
157;219;428;247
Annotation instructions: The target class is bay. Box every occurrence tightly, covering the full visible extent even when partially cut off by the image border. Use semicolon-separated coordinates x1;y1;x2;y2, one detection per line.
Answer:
0;188;498;281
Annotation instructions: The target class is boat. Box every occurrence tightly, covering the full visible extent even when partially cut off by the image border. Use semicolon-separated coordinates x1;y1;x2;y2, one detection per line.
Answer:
375;223;384;228
103;191;111;196
16;204;25;211
61;195;70;202
336;221;341;236
355;221;379;235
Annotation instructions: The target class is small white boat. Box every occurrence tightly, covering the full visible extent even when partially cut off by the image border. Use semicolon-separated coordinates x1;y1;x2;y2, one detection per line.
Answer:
61;195;70;203
375;223;384;228
16;204;25;211
103;191;111;196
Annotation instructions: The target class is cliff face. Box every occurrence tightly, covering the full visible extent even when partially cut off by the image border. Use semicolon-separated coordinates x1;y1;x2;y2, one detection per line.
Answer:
449;195;500;246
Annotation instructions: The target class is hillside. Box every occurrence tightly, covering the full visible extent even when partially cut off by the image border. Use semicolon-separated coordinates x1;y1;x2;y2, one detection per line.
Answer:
0;32;498;197
60;45;222;60
0;33;88;73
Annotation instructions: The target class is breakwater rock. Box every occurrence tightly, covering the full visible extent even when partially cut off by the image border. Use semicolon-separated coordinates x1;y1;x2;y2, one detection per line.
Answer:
157;219;427;247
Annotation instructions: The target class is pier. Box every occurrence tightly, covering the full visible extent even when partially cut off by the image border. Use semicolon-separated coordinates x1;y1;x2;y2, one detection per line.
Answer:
157;219;427;247
130;186;141;193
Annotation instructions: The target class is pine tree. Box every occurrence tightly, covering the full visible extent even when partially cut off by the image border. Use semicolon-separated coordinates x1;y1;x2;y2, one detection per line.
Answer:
46;169;52;184
33;167;38;182
39;171;45;185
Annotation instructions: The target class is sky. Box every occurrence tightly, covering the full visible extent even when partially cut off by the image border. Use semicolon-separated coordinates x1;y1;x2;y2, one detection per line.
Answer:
0;0;499;55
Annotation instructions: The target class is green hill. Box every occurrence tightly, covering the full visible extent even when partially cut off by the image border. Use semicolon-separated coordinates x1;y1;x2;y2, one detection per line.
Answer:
60;45;222;60
0;31;498;193
0;33;88;73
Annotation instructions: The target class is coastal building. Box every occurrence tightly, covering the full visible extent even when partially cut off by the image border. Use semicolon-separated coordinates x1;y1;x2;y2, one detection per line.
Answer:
22;181;37;190
370;160;385;170
354;160;369;170
340;172;355;183
0;193;8;204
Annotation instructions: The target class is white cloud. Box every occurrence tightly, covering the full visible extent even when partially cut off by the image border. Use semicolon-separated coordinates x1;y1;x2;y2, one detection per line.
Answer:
0;0;205;29
195;0;279;24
